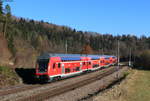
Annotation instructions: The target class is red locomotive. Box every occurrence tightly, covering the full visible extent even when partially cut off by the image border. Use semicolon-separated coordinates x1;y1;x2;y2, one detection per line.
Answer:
35;53;117;81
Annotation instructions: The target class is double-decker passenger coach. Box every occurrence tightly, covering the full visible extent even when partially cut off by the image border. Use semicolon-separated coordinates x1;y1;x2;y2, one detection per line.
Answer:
35;53;117;81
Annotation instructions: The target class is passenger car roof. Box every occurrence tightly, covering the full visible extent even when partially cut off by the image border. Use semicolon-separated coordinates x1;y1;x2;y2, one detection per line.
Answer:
38;53;116;60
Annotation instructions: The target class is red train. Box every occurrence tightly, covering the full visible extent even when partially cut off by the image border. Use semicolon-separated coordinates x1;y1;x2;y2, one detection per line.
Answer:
35;53;117;81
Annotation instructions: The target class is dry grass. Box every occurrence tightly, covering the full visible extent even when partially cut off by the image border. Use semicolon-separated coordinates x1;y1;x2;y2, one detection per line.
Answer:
0;66;20;88
123;70;150;101
93;69;150;101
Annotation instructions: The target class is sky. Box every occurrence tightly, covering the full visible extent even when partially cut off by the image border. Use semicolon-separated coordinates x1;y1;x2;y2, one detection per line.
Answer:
4;0;150;37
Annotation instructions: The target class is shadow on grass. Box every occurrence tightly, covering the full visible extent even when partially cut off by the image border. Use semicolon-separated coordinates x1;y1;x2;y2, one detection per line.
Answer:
132;66;150;71
15;68;39;84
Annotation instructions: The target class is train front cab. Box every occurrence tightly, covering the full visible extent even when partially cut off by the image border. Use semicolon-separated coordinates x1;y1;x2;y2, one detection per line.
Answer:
36;56;87;81
35;58;50;81
36;57;62;81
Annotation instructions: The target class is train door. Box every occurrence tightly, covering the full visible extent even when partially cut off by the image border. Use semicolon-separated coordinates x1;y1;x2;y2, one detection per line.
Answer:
87;61;92;69
57;62;62;74
80;62;82;71
82;61;87;70
62;63;65;74
100;58;105;67
87;57;92;70
109;57;112;65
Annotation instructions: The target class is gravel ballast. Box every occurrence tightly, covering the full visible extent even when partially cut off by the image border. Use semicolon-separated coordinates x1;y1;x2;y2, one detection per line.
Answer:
47;66;128;101
0;66;128;101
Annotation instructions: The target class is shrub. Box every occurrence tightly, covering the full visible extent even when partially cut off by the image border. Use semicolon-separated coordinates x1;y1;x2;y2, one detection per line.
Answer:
0;66;20;86
134;50;150;70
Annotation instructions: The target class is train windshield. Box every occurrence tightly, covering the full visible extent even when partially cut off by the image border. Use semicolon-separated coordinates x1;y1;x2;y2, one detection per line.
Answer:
37;59;49;72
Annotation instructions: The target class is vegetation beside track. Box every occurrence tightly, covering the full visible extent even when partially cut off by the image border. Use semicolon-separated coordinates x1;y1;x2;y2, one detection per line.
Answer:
134;50;150;70
93;69;150;101
124;70;150;101
0;66;20;88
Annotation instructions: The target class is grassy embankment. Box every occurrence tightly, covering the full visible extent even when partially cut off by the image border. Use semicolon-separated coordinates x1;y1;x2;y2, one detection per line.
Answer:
0;66;20;88
93;69;150;101
124;69;150;101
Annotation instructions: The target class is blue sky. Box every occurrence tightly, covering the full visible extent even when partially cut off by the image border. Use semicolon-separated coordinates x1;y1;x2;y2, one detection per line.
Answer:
4;0;150;37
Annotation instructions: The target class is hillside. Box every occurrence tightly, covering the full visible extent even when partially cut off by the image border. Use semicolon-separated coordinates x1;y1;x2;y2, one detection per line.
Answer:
0;33;12;66
0;17;150;68
0;3;150;68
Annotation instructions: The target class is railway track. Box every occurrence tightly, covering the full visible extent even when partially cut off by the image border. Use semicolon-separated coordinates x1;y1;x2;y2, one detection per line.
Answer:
0;65;126;101
0;84;41;97
0;65;119;97
16;66;123;101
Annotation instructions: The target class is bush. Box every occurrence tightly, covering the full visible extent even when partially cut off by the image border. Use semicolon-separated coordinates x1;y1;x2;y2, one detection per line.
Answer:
0;66;20;87
134;50;150;70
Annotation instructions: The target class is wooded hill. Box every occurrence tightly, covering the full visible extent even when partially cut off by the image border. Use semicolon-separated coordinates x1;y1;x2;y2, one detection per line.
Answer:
0;2;150;68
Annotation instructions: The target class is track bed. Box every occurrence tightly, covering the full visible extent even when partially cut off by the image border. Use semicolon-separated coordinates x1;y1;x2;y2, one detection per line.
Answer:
0;66;128;101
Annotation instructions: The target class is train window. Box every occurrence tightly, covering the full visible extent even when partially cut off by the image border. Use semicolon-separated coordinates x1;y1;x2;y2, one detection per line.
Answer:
58;63;61;68
93;64;99;68
53;63;55;68
38;59;49;72
101;60;104;63
75;67;80;71
89;62;91;65
65;68;70;73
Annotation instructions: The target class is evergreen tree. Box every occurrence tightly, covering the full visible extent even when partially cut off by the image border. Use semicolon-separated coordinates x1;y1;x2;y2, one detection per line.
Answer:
5;4;11;18
0;1;3;15
3;4;11;37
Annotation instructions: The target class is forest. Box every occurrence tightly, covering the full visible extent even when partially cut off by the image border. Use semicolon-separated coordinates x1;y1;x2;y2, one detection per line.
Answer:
0;2;150;69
